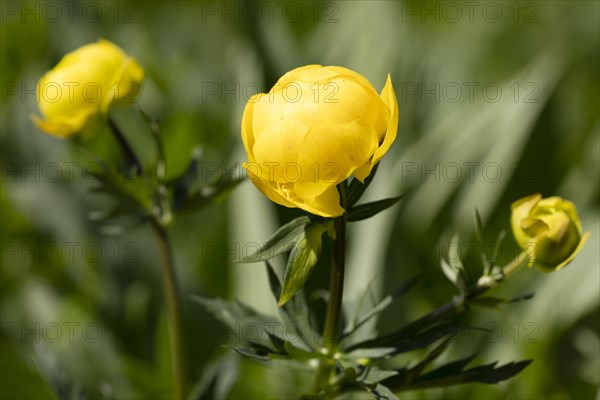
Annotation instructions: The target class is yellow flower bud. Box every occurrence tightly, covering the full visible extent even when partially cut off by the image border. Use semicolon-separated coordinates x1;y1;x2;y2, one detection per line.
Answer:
510;193;589;272
33;39;145;138
241;65;398;218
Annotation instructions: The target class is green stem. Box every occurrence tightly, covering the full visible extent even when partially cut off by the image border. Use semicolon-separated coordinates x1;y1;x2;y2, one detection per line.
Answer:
108;116;142;174
150;219;187;399
311;182;348;396
422;250;529;324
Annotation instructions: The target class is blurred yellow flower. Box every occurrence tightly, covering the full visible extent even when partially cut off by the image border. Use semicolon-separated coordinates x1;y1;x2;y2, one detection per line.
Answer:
511;194;589;272
33;39;144;138
241;65;398;217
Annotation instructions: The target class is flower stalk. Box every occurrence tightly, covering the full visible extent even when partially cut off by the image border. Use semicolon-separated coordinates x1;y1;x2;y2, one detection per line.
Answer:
150;218;187;399
423;250;530;324
311;181;348;395
108;116;143;175
107;117;186;398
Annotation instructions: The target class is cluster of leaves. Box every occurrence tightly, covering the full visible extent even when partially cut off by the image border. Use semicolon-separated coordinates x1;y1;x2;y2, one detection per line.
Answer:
85;108;242;231
194;177;534;399
236;166;410;307
195;264;531;399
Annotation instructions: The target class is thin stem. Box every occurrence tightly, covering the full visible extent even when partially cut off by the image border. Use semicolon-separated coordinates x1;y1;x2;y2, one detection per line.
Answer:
310;181;348;395
150;219;186;399
420;250;529;324
108;116;142;174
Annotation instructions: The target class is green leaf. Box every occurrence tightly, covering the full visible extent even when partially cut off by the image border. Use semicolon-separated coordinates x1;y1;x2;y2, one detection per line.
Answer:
471;293;534;309
346;317;485;356
232;346;272;362
474;208;484;243
370;383;400;400
346;190;410;222
343;347;396;360
189;353;239;400
265;262;319;350
283;341;322;361
447;232;465;272
171;146;202;210
191;296;280;349
139;108;166;180
346;163;379;206
440;258;458;287
177;167;244;214
395;359;533;390
440;232;468;295
278;222;332;306
344;273;421;338
359;367;399;385
236;216;310;263
405;336;454;381
87;161;153;210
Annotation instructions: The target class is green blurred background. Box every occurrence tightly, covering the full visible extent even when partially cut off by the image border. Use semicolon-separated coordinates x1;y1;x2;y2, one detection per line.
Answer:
1;1;598;398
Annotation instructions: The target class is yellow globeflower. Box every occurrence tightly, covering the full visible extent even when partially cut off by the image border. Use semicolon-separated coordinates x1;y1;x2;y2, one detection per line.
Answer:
511;194;589;272
241;65;398;218
33;39;144;138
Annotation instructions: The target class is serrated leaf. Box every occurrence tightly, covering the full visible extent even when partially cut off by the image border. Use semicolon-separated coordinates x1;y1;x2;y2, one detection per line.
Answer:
447;232;465;272
346;190;409;222
139;109;166;180
344;273;421;338
418;355;477;380
441;232;468;295
283;341;321;361
177;171;244;214
278;222;331;306
171;147;202;210
465;360;532;384
86;162;153;209
344;347;396;360
391;359;532;390
471;293;534;309
346;318;485;357
474;209;484;243
237;216;310;263
265;262;318;350
370;383;399;400
231;347;271;362
440;258;458;286
262;328;287;353
191;296;280;349
406;336;454;381
359;367;399;385
189;353;239;400
346;164;379;206
490;230;506;265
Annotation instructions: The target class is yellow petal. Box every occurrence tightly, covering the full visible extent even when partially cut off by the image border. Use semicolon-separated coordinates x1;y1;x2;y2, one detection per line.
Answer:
243;163;295;208
31;115;87;138
251;118;310;182
537;212;570;242
510;193;542;246
553;231;590;271
368;74;398;173
294;185;344;218
34;39;144;138
103;57;145;111
520;217;549;238
294;120;378;198
241;93;262;160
